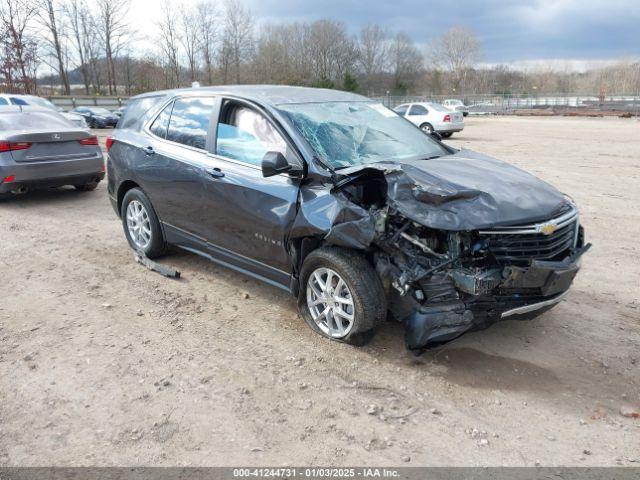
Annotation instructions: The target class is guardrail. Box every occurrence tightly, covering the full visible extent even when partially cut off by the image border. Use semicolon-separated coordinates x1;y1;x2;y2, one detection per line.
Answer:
45;95;130;109
38;93;640;116
373;93;640;116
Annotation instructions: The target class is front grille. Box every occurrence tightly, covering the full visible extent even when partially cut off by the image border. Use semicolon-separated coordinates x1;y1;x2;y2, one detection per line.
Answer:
479;206;578;265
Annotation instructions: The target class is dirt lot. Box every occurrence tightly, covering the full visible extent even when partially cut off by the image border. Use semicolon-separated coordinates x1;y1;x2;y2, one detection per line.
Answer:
0;116;639;467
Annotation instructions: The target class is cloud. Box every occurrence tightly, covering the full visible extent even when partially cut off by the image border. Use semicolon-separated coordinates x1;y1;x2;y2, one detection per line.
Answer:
132;0;640;65
242;0;640;62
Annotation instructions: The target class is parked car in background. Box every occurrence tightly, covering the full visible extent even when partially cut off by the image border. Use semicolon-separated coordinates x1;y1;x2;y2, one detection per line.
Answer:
0;108;104;196
0;94;88;129
112;106;127;118
71;106;119;128
107;85;587;351
442;99;469;117
394;102;464;137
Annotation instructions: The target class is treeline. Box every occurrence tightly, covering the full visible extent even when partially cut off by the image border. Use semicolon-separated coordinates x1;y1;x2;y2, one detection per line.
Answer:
2;0;639;97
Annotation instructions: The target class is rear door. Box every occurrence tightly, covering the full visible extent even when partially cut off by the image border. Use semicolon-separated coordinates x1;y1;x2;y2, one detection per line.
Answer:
197;98;301;283
407;104;430;127
135;95;218;237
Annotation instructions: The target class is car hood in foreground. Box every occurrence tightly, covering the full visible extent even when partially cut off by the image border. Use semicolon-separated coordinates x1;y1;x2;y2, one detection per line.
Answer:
336;148;567;231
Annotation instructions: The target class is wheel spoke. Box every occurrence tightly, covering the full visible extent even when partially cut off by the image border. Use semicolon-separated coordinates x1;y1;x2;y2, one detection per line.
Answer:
334;296;353;306
326;309;339;335
325;270;334;294
334;307;354;321
309;282;323;299
313;271;326;292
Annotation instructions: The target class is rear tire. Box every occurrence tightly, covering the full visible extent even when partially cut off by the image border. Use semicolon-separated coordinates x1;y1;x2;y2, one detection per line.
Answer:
298;247;386;346
121;188;166;259
419;123;434;134
74;181;98;192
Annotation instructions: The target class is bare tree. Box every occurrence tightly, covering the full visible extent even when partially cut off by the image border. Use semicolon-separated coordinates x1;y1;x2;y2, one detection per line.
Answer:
35;0;70;94
0;0;38;93
179;5;199;82
196;0;217;85
64;0;91;94
156;0;181;88
307;20;355;87
430;26;481;91
389;32;423;93
358;24;388;93
220;0;253;83
95;0;129;95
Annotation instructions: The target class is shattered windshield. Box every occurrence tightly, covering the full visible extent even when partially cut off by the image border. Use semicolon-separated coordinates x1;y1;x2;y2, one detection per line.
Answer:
277;102;449;169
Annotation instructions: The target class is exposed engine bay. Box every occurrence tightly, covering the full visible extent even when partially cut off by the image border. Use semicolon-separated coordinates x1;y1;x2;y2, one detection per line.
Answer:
291;151;591;352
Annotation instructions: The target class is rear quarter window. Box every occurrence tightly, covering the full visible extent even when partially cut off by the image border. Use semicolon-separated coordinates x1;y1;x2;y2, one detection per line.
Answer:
118;95;165;130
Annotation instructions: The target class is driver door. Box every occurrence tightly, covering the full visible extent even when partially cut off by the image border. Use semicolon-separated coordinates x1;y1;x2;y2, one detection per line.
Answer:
199;99;302;288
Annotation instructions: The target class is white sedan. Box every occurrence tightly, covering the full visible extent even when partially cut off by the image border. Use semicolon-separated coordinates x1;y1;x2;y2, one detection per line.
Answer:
442;99;469;117
394;102;464;138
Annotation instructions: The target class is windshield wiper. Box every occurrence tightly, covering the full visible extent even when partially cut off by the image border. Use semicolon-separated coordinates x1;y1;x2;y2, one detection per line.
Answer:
421;155;442;160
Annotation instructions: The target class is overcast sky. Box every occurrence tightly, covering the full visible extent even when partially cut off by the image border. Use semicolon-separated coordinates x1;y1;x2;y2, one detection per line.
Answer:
130;0;640;69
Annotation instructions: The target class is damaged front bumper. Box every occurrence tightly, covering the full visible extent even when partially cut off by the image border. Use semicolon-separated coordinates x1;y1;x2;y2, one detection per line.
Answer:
404;244;590;351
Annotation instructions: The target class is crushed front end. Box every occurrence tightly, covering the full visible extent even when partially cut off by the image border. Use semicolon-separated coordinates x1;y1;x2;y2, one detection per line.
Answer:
294;153;591;352
373;203;590;351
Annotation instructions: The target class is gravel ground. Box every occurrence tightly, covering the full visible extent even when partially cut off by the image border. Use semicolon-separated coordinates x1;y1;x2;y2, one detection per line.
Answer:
0;116;638;466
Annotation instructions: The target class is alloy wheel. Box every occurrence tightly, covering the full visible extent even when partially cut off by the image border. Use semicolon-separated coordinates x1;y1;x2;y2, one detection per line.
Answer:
306;267;355;338
126;200;152;250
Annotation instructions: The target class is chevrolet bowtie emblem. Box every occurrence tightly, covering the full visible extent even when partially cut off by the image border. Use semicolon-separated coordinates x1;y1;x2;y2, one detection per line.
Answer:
539;223;558;235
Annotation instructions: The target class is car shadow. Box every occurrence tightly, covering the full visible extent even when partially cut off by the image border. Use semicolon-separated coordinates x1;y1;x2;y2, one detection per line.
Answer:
129;246;568;396
0;187;98;207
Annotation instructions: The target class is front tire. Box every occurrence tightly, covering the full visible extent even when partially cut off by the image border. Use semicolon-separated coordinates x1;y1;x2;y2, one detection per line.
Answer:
441;132;453;138
299;247;386;346
121;188;166;259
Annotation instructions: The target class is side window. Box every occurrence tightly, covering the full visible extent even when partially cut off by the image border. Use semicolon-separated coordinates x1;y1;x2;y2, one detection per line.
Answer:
119;95;164;130
10;97;28;106
166;96;216;150
0;97;7;105
394;105;408;115
149;101;173;139
409;105;428;116
216;104;287;167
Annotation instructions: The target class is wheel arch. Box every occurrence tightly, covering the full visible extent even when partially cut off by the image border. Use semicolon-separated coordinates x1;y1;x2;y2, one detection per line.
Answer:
116;180;141;216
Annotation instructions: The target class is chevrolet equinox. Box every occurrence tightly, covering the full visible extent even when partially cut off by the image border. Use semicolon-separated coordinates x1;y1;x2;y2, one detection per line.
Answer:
107;86;589;351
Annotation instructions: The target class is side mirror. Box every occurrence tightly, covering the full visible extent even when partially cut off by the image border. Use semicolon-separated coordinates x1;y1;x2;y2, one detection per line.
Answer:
430;131;443;141
262;151;292;177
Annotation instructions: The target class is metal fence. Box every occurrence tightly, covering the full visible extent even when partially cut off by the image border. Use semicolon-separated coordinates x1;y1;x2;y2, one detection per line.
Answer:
41;93;640;116
45;95;128;109
373;93;640;116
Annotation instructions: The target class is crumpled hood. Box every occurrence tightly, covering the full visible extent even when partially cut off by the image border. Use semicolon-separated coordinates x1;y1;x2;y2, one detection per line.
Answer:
339;148;568;231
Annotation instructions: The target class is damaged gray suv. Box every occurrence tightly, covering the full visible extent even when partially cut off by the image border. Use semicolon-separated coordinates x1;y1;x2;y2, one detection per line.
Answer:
107;86;589;351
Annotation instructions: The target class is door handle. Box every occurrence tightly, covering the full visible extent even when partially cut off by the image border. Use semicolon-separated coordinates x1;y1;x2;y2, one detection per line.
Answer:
143;146;155;156
205;167;225;178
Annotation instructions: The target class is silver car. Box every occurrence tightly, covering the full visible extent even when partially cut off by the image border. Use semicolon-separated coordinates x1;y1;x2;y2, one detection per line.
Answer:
0;108;104;196
0;94;88;129
394;102;464;138
442;99;470;117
